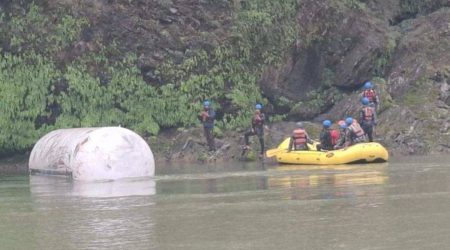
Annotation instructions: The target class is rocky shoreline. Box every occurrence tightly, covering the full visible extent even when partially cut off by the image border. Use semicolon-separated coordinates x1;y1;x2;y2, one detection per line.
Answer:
0;1;449;167
1;118;447;176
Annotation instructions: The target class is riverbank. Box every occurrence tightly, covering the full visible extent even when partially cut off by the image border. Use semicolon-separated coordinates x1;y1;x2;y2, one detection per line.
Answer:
0;155;28;175
1;117;448;176
0;2;449;160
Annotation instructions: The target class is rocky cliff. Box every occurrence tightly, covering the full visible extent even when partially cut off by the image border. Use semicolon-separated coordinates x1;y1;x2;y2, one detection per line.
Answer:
263;1;450;155
1;0;449;163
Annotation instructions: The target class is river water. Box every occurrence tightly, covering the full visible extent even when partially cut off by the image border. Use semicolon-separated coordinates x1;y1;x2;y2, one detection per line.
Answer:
1;156;450;250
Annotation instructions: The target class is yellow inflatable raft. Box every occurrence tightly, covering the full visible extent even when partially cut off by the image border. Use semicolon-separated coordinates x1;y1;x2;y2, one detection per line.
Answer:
266;138;389;165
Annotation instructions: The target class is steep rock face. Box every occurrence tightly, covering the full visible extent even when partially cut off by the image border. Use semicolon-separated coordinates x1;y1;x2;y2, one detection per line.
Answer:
318;8;450;155
261;2;450;154
260;0;395;120
381;8;450;155
388;8;450;97
48;0;233;85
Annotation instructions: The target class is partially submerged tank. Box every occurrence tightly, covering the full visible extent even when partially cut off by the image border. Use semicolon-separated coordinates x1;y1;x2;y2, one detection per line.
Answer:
29;127;155;181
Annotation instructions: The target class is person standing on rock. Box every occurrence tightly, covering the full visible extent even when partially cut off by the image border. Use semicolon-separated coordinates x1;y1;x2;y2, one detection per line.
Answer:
243;104;265;157
288;122;313;151
199;100;216;151
359;97;377;142
361;81;380;110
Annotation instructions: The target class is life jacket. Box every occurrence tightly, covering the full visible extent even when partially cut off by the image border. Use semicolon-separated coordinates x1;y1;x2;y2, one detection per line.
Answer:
349;122;365;138
362;107;374;121
293;129;307;146
330;129;340;146
363;89;377;102
252;114;263;126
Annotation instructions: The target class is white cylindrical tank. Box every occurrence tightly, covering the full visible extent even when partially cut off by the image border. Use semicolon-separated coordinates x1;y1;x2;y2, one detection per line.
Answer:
29;127;155;181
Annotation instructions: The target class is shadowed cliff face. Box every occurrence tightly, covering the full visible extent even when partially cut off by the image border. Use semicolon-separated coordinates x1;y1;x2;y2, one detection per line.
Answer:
318;8;450;155
260;0;395;119
259;1;450;155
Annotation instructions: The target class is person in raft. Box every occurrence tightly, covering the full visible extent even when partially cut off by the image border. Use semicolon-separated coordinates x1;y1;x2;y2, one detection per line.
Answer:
359;97;377;142
345;117;367;146
316;120;333;151
334;120;348;149
334;117;366;149
243;104;266;157
361;81;380;110
288;122;313;151
198;100;216;151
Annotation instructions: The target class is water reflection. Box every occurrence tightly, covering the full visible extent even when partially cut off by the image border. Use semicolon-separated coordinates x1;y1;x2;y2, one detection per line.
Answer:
30;175;156;198
268;164;388;187
153;163;389;201
267;163;388;200
28;176;158;250
4;158;450;250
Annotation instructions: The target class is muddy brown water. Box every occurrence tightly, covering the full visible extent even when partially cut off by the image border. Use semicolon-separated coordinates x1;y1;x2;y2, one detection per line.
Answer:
1;156;450;250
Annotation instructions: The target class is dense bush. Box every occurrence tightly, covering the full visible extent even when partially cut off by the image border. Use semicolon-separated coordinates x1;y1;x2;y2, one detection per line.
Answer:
0;1;299;154
0;52;56;154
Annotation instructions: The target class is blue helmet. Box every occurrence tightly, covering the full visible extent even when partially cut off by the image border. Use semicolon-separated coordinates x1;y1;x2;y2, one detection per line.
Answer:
364;81;373;89
338;120;347;129
255;103;262;110
345;117;353;125
322;120;331;128
361;97;369;105
203;100;210;107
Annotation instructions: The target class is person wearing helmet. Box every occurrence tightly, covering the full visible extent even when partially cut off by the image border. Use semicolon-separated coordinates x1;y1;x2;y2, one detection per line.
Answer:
359;97;377;142
335;117;365;149
288;122;313;151
330;123;340;148
198;100;216;151
334;120;348;149
345;117;366;146
316;120;333;151
243;104;266;157
360;81;380;110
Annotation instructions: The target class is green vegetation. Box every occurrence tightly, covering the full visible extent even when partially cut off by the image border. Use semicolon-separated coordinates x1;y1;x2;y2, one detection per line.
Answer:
373;34;398;77
398;0;449;17
4;4;88;55
0;52;56;154
342;0;366;10
3;0;445;157
0;1;299;154
157;0;299;130
401;78;433;108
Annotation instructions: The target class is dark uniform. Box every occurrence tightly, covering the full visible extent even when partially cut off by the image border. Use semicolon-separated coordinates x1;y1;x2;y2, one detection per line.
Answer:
359;105;377;142
199;107;216;151
318;128;333;151
334;126;347;149
244;110;265;155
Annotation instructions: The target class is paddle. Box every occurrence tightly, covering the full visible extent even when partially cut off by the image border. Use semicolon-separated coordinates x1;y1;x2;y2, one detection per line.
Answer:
265;148;287;158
